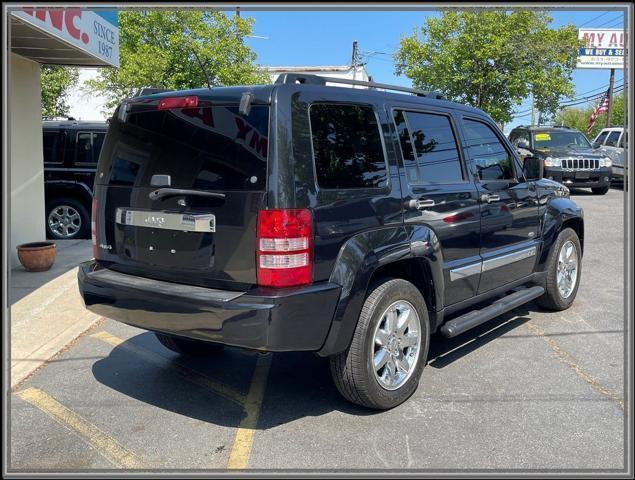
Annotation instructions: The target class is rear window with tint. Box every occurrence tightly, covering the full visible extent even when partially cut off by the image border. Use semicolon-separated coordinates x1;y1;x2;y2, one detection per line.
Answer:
101;105;269;191
309;103;388;189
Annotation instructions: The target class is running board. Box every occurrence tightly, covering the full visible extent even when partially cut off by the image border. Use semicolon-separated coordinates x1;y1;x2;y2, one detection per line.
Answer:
440;286;545;338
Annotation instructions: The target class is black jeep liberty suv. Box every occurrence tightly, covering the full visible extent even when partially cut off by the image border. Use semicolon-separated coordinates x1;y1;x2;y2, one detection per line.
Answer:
79;74;584;409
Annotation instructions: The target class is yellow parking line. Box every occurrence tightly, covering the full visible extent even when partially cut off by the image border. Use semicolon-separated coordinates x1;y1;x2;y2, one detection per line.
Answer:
16;387;145;469
91;331;246;406
227;353;272;469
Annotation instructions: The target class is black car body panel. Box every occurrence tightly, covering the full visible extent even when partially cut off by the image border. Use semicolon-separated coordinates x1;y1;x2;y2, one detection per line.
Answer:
43;120;108;238
79;81;584;357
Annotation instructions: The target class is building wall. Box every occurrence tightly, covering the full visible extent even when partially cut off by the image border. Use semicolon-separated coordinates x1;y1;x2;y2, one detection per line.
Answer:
10;53;45;267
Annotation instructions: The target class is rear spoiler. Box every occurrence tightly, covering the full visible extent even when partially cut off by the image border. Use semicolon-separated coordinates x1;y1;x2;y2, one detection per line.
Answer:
133;88;174;97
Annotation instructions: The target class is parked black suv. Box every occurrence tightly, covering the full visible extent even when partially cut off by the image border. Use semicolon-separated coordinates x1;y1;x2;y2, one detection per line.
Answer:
79;75;584;409
508;125;612;195
43;120;108;239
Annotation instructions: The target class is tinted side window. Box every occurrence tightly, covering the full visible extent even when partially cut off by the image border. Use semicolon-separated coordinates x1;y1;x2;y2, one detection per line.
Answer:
76;132;95;164
402;111;463;183
605;130;620;147
594;130;609;146
393;110;418;183
43;130;64;164
619;131;626;148
93;132;106;162
463;119;515;181
310;104;387;189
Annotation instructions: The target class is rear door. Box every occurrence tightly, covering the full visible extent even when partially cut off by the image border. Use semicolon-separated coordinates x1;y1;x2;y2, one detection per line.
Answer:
93;98;270;290
458;116;540;294
390;105;481;307
72;130;102;193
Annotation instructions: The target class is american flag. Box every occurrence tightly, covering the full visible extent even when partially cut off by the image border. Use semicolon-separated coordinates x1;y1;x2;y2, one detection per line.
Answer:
587;90;611;134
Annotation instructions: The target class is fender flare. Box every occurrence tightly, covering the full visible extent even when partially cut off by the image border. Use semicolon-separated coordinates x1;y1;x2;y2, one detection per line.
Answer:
317;224;444;357
538;197;584;271
45;180;93;206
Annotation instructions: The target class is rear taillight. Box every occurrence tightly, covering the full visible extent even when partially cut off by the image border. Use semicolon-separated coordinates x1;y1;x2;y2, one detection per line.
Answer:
157;96;198;110
256;209;312;288
91;198;98;259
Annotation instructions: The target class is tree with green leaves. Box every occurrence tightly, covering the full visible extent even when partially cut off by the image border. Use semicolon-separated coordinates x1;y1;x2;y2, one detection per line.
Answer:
86;10;269;113
395;10;582;124
553;91;626;139
41;65;79;118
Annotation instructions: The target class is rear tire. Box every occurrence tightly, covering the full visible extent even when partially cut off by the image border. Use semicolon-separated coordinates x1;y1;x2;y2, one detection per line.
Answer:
46;197;90;240
591;186;609;195
329;278;430;410
535;227;582;311
155;333;224;356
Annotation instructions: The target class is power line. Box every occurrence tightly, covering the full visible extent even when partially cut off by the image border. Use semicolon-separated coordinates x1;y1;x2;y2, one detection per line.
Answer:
595;14;624;28
577;11;612;28
603;20;625;28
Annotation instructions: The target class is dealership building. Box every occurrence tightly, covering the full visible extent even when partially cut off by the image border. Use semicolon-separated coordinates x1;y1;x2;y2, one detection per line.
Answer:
8;7;119;266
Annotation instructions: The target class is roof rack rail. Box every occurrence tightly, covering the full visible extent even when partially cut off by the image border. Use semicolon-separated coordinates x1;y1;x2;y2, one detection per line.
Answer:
274;73;446;100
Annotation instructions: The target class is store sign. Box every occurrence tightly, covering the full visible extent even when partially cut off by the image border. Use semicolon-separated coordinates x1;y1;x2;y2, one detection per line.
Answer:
12;8;119;67
577;29;624;69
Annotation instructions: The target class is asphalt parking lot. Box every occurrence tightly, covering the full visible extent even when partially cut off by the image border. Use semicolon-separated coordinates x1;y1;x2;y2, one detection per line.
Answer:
9;187;627;472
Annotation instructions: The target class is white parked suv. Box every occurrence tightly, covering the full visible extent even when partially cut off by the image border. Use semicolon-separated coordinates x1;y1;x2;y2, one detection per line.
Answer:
592;127;626;182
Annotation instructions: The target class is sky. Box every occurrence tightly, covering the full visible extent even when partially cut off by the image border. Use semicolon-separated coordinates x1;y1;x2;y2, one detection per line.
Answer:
69;8;626;135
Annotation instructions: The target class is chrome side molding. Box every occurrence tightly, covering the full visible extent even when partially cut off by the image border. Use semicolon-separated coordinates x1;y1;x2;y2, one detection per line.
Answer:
449;246;537;281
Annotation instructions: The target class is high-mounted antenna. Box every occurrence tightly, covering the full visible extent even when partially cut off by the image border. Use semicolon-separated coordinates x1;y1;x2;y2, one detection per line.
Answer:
191;48;213;90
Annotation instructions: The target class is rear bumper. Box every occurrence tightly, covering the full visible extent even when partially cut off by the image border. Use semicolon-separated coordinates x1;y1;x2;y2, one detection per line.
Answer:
544;167;612;188
78;261;341;352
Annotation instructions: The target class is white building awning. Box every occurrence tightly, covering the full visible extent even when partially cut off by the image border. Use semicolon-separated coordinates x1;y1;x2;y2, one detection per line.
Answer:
10;8;119;67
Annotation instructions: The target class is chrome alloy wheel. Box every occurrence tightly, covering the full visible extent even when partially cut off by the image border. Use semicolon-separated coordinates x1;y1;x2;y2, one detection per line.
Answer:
557;239;578;299
371;300;422;391
48;205;81;238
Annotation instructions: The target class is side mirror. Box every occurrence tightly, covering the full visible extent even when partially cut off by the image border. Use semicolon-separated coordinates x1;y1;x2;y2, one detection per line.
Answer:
516;140;530;150
592;141;602;149
523;156;543;181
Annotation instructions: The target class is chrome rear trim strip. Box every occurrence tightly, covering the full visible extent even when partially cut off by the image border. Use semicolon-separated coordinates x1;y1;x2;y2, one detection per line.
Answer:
115;208;216;232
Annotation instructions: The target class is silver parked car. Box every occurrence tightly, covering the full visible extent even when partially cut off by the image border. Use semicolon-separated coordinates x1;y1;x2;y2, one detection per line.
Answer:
592;127;626;182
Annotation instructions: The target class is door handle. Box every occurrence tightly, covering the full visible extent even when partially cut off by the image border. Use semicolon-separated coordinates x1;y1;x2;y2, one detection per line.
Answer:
480;193;500;204
408;198;435;210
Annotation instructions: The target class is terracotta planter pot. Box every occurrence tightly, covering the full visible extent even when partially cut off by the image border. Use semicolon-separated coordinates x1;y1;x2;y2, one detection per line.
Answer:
16;241;57;272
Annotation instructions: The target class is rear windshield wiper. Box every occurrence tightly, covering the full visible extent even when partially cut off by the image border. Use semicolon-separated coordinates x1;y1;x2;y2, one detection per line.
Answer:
149;188;226;201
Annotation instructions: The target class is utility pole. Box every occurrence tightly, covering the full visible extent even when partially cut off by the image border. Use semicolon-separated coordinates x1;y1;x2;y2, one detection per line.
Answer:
606;68;615;127
530;92;535;128
351;40;359;88
351;40;359;87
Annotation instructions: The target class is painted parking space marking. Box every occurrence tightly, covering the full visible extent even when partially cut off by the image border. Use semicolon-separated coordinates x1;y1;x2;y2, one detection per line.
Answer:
16;387;146;469
227;353;272;469
90;331;246;406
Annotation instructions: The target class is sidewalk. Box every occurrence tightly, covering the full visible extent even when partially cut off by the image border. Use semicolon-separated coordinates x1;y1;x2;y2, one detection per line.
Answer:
10;239;101;387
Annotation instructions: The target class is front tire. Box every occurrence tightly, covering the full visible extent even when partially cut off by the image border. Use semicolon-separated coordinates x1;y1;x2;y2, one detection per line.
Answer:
329;278;430;410
155;333;224;356
535;227;582;311
591;186;609;195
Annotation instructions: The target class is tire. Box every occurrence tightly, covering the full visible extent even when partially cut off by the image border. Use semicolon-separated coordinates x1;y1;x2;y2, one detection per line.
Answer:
329;278;430;410
155;332;224;356
591;186;609;195
46;197;90;240
535;227;582;311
